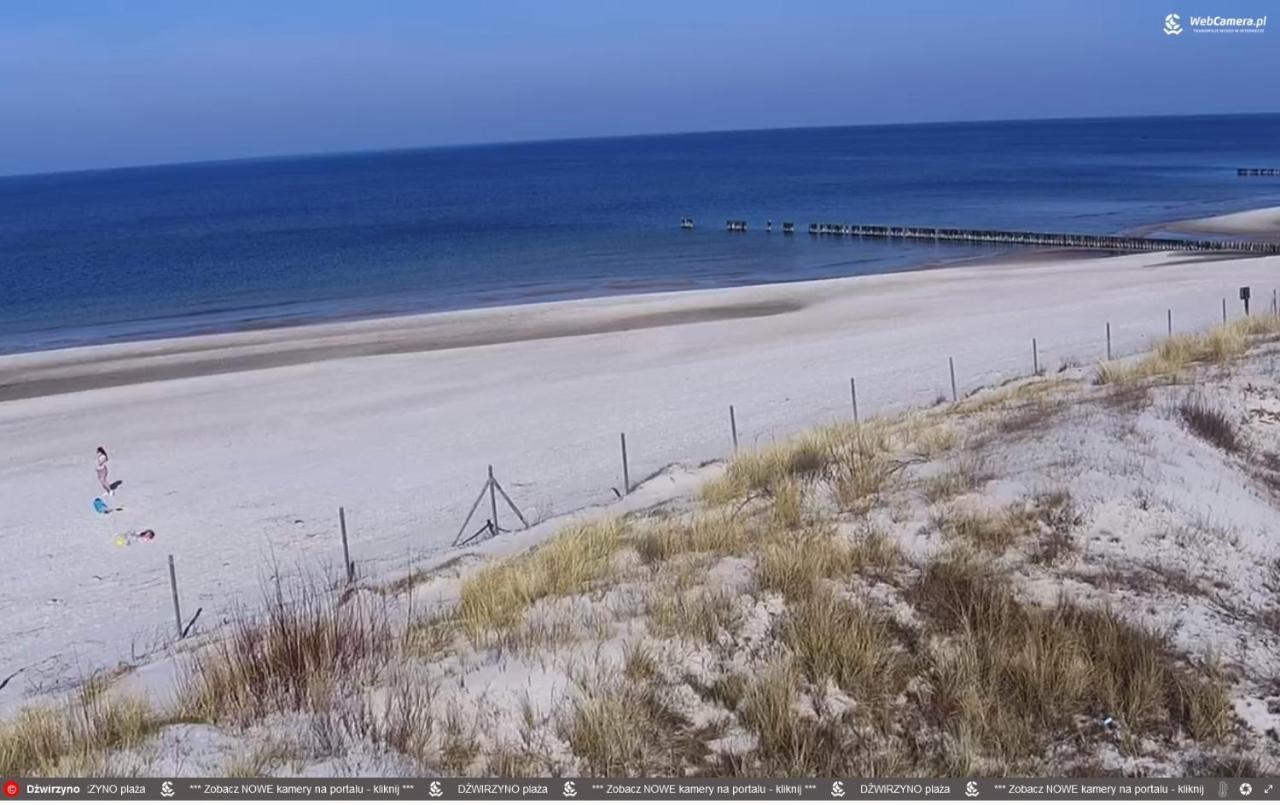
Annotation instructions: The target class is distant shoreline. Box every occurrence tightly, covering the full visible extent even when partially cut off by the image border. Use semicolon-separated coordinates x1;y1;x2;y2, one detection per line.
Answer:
5;200;1280;370
0;233;1267;403
0;241;1008;359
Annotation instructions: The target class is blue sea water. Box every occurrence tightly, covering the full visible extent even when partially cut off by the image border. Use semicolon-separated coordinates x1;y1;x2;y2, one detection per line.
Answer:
1;114;1279;354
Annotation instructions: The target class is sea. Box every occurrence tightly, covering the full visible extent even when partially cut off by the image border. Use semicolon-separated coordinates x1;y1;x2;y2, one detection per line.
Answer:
1;114;1278;354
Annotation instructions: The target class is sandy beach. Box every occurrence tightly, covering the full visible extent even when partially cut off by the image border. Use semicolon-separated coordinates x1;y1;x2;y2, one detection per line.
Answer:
1166;205;1280;239
4;245;1280;709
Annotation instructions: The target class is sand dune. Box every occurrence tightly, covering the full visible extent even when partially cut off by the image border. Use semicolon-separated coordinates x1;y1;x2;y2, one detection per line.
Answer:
3;248;1280;710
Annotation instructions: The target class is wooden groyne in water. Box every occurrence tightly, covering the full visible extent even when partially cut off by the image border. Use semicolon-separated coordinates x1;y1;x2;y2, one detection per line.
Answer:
1238;168;1280;176
806;223;1280;255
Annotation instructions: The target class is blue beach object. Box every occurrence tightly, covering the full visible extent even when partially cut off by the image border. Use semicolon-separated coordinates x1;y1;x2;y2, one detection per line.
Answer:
93;497;109;514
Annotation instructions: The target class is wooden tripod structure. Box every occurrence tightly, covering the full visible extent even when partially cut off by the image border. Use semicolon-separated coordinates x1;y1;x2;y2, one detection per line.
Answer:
453;465;530;547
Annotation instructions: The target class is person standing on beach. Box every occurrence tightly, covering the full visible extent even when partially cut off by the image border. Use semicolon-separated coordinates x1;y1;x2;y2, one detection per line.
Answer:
95;446;112;496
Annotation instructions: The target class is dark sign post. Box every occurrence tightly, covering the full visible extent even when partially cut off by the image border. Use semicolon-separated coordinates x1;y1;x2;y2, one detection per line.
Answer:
1240;286;1251;316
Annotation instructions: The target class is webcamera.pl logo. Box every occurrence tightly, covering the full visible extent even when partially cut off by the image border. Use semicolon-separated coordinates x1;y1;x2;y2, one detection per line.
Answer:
1165;11;1267;34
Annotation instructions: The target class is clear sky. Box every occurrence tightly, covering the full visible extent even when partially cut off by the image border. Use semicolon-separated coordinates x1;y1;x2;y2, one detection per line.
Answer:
1;0;1275;175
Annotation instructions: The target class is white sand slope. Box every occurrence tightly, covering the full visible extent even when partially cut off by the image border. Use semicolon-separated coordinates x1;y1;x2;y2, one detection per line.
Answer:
1167;206;1280;238
3;249;1280;710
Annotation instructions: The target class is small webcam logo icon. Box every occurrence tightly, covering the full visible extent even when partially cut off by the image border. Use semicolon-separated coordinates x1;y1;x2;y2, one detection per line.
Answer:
3;780;19;798
1164;13;1183;34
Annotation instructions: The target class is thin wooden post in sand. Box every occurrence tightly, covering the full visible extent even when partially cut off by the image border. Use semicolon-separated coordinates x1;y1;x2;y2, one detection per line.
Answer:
620;433;630;496
167;554;183;639
729;405;739;454
488;465;499;529
453;466;529;547
948;357;958;402
339;506;353;585
850;377;859;423
492;478;529;529
1106;322;1112;361
1167;309;1172;337
1222;298;1227;325
1032;338;1039;375
454;477;491;545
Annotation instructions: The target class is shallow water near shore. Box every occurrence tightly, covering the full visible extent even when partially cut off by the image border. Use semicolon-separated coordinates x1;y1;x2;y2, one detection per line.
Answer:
2;113;1279;354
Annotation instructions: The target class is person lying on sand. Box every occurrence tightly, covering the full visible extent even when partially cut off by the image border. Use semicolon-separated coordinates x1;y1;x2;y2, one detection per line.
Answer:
114;529;156;547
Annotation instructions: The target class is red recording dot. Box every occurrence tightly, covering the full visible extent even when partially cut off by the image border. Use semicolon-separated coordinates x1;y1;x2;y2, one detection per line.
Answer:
3;781;18;798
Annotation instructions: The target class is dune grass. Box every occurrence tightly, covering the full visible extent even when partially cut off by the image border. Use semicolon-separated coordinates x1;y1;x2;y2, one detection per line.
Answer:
783;589;911;708
632;513;747;565
920;456;989;503
563;673;708;777
911;555;1232;766
935;505;1039;555
737;660;809;770
702;415;956;511
701;433;829;505
179;580;394;725
1095;315;1280;386
755;525;898;600
646;586;742;644
949;377;1071;416
1176;396;1241;454
0;687;158;776
456;520;624;639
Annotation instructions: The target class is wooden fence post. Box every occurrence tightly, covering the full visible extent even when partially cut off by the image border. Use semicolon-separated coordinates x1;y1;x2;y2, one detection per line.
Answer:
1106;322;1112;361
488;465;499;529
729;405;739;454
1167;309;1172;337
167;554;183;639
1032;338;1039;375
339;507;353;584
620;433;630;495
948;357;957;402
850;377;859;423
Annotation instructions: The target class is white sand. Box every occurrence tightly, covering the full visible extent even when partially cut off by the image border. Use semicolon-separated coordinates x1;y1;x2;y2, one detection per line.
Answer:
3;248;1280;709
1166;205;1280;238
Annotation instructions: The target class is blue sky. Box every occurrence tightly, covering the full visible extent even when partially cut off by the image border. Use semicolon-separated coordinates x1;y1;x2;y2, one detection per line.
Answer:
1;0;1274;174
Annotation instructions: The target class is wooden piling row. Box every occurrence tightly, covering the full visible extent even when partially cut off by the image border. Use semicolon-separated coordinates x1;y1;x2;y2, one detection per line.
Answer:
805;222;1280;255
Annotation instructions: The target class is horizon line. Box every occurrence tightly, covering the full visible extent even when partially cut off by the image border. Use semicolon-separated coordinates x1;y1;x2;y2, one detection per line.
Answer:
4;109;1277;182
